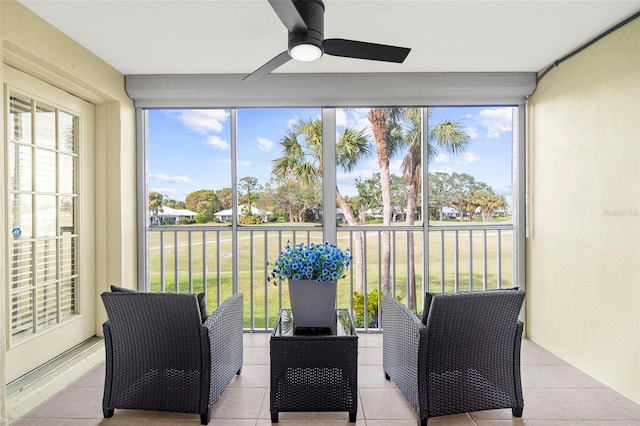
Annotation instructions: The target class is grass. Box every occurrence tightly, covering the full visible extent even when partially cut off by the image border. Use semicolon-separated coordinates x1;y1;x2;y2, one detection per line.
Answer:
148;223;513;328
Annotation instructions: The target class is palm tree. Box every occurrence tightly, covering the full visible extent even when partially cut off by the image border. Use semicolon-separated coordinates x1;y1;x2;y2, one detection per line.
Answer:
367;108;394;294
148;191;164;225
272;117;371;292
399;108;470;310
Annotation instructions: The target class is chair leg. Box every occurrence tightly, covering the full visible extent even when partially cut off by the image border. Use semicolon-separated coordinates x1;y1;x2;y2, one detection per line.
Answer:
200;408;211;424
103;407;114;418
420;417;428;426
236;367;242;375
384;371;390;380
512;405;523;417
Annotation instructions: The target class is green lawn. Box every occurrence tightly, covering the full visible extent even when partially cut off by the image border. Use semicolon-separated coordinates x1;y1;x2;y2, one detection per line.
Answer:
148;224;513;328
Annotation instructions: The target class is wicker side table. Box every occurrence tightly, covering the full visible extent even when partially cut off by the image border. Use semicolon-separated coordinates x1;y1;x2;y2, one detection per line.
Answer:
270;309;358;422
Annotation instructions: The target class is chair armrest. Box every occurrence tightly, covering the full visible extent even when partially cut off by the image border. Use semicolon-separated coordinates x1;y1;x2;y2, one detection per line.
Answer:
203;293;244;406
382;295;426;414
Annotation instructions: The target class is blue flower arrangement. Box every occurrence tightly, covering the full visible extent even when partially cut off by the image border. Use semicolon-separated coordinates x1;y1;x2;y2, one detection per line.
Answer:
268;241;352;285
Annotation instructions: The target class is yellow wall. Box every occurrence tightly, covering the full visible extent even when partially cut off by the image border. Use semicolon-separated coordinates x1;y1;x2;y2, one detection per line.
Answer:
0;0;136;422
527;18;640;403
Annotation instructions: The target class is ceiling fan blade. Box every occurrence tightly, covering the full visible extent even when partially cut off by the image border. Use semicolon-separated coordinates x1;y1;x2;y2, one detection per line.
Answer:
323;38;411;63
243;51;292;82
268;0;307;33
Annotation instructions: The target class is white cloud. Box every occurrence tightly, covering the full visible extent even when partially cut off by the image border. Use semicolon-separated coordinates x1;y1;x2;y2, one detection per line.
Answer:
149;188;178;196
169;109;229;134
287;117;299;129
206;135;230;150
478;107;513;139
461;152;480;163
335;109;347;127
434;153;450;163
238;160;251;166
344;108;371;133
149;173;195;185
466;126;479;139
257;136;274;152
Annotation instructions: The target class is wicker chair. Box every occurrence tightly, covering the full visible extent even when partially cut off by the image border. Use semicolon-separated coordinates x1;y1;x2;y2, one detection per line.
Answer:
101;291;243;424
382;289;525;425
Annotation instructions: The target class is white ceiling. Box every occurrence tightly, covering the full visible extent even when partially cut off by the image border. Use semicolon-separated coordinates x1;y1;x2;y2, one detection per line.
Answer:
17;0;640;76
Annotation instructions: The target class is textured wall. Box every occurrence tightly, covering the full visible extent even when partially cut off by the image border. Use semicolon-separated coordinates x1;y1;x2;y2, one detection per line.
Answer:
527;18;640;403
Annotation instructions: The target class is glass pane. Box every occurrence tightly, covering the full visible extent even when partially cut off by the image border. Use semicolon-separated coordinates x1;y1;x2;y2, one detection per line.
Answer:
60;278;76;319
35;148;56;193
35;238;58;285
58;111;76;153
35;102;56;148
147;109;232;225
11;290;34;339
59;153;75;194
237;108;322;224
10;241;34;290
59;195;75;232
9;93;32;144
335;107;424;226
9;144;32;192
11;193;33;239
60;236;76;278
37;283;58;328
35;195;57;236
428;106;513;225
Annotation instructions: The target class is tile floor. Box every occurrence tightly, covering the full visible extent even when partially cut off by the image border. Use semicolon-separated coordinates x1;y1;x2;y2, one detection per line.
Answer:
12;334;640;425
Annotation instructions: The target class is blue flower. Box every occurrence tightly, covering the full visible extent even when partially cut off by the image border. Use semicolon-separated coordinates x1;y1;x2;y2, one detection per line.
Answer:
267;240;351;286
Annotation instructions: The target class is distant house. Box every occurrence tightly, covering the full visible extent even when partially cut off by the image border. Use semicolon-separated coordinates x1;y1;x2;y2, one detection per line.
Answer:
156;206;198;221
214;204;272;223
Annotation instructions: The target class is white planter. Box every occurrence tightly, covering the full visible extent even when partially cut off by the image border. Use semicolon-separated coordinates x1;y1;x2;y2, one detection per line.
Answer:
288;279;337;329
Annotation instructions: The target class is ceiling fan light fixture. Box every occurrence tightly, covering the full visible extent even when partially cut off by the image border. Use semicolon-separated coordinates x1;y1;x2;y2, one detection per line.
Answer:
290;43;323;62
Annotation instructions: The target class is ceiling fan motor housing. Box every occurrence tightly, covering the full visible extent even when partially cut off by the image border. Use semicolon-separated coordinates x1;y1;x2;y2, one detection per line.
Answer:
288;0;325;54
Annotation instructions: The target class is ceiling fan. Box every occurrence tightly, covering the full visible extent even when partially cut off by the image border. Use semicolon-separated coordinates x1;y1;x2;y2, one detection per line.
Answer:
243;0;411;81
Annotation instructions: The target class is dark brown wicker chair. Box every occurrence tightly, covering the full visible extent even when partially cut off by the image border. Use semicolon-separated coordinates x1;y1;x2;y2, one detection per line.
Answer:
101;291;243;424
382;289;525;425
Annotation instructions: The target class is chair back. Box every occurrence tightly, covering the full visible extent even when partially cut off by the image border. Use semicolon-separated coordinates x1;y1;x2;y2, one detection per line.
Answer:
101;292;206;375
423;289;525;372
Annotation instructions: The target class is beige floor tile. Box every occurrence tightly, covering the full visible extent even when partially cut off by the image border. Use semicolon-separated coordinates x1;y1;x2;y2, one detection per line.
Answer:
228;363;270;388
210;387;266;419
522;388;581;420
540;388;636;420
470;408;523;421
522;365;606;389
11;338;640;426
243;346;271;365
246;332;272;347
357;347;382;365
356;333;381;348
358;388;416;420
357;364;395;388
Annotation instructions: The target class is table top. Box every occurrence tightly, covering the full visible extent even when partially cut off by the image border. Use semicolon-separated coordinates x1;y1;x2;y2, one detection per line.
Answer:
272;309;357;337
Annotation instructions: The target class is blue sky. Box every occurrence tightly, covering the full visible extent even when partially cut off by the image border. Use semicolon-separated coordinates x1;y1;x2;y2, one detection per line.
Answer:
148;106;514;206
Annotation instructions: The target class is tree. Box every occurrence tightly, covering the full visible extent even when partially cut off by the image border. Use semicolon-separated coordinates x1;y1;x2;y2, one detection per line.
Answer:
216;187;232;210
367;108;393;294
149;191;163;225
354;173;382;223
394;108;469;310
471;189;508;222
239;176;260;210
272;117;372;292
185;189;221;214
